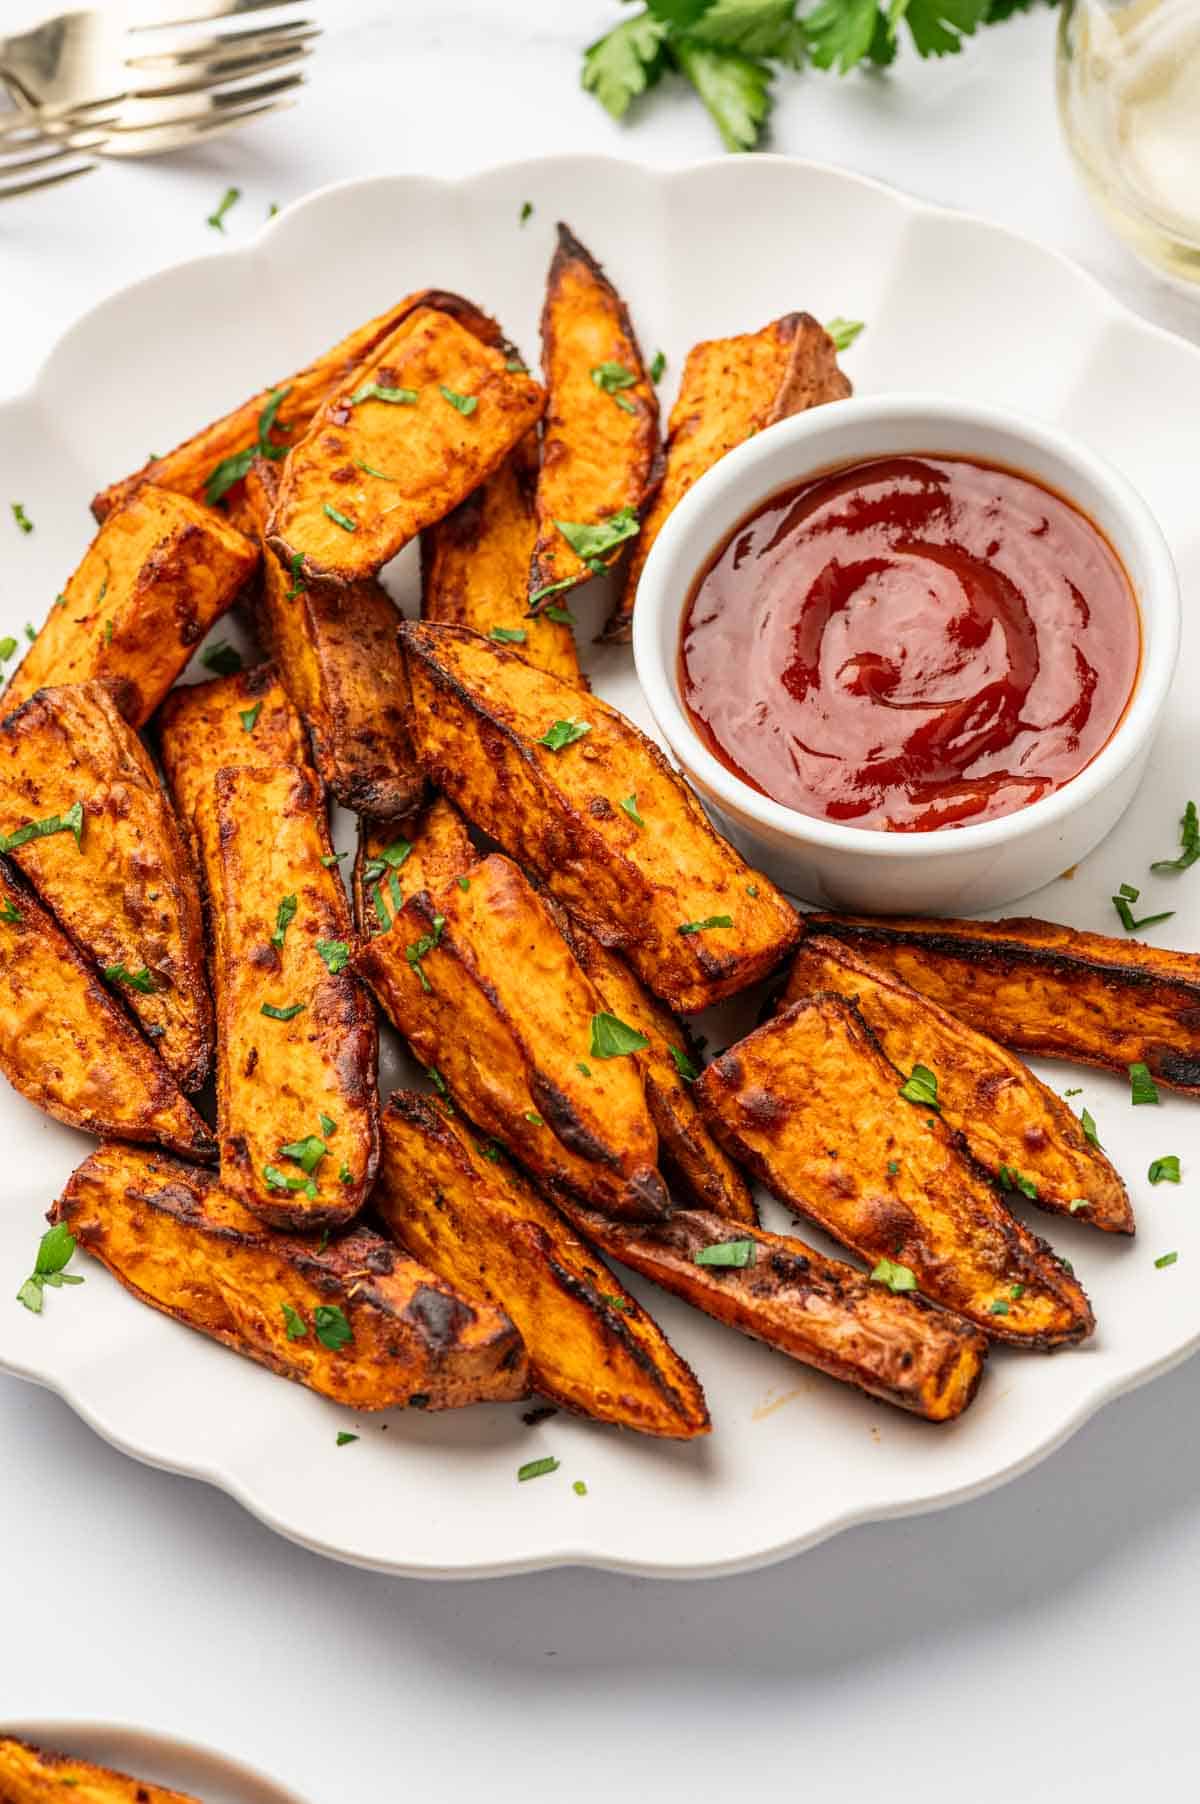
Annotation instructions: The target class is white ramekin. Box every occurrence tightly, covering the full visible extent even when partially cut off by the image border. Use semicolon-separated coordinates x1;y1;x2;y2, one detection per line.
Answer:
632;394;1181;915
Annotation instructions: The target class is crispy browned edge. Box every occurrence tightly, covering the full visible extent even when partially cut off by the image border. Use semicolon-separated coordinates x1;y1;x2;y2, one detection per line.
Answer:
527;222;663;608
54;1142;527;1411
0;1734;200;1803
805;912;1200;1095
602;310;851;641
558;1200;987;1422
399;620;801;1012
91;288;514;523
784;935;1135;1236
0;680;214;1093
0;856;216;1161
243;456;424;818
376;1091;710;1437
695;992;1095;1350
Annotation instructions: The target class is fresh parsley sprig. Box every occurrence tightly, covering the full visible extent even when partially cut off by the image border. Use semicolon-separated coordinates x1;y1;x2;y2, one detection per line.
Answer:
17;1222;84;1314
581;0;1046;152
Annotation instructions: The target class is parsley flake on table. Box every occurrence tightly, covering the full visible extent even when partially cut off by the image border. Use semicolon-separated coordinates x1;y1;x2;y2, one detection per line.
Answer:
336;1431;359;1447
573;1479;588;1496
694;1238;756;1269
0;637;16;662
520;200;534;224
1149;1155;1181;1184
649;349;666;383
590;1012;651;1059
1111;881;1174;934
207;186;240;232
517;1456;560;1482
870;1257;917;1294
16;1222;84;1315
1151;800;1200;873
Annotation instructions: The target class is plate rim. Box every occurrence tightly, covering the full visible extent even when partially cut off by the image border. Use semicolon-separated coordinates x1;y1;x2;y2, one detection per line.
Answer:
0;1719;312;1802
3;152;1200;1582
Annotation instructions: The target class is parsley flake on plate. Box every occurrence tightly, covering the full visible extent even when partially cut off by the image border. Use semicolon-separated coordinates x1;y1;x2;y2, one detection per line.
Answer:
207;185;240;232
518;1456;560;1482
16;1222;84;1314
11;502;33;534
1149;1155;1181;1184
1151;800;1200;873
1129;1062;1160;1105
825;317;865;352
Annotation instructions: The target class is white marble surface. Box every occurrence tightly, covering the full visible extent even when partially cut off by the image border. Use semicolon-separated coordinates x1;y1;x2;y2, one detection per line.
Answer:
2;4;1199;1799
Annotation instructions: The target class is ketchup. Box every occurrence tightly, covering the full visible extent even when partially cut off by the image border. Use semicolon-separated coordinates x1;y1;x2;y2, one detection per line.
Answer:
680;454;1140;832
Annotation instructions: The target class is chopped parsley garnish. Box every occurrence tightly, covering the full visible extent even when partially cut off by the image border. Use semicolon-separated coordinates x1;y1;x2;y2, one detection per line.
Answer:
285;552;306;599
457;875;470;891
539;718;591;751
319;1113;336;1136
591;361;637;398
1064;1087;1083;1098
505;359;529;374
524;1111;544;1126
321;853;347;868
207;185;240;232
372;886;392;934
0;899;20;923
336;1431;359;1447
281;1303;308;1340
271;893;298;951
239;701;262;733
619;793;644;827
261;1001;306;1021
103;963;156;994
553;507;639;564
427;1066;449;1097
518;1456;559;1482
1010;1284;1025;1299
1155;1251;1179;1269
1149;1155;1181;1184
263;1164;317;1200
668;1043;699;1083
1151;800;1200;873
489;626;527;644
317;939;350;974
1069;1198;1089;1213
479;1140;501;1162
405;914;445;992
256;384;293;460
314;1304;353;1350
350;381;419;406
590;1012;650;1059
520;200;534;224
377;838;412;869
898;1062;940;1111
678;914;734;940
694;1238;756;1268
600;1291;633;1313
989;1298;1010;1316
339;1163;352;1184
24;623;35;643
16;1222;83;1314
649;349;666;383
202;384;293;504
825;317;865;352
440;385;478;416
1081;1107;1100;1147
1129;1061;1160;1105
0;800;84;855
527;576;578;610
887;1160;900;1176
323;503;358;533
543;604;575;625
746;883;758;897
573;1479;588;1496
200;640;243;676
279;1134;327;1175
870;1258;917;1294
0;637;16;662
356;459;400;481
997;1164;1038;1201
12;502;33;535
1111;882;1173;933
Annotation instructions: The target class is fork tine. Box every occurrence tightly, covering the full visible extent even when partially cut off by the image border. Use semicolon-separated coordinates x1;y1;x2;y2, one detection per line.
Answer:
93;89;299;158
0;97;122;137
125;38;315;99
126;19;320;69
129;0;300;29
0;160;95;204
0;133;108;178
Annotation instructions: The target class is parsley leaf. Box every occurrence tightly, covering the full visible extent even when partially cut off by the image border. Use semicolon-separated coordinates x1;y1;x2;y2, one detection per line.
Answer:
1130;1062;1160;1105
323;503;357;533
803;0;879;71
490;626;527;644
520;200;534;224
1151;800;1200;874
271;893;298;951
826;316;865;351
207;186;240;232
688;0;806;61
518;1456;560;1481
0;898;20;923
902;0;991;59
103;963;156;994
539;718;592;752
1155;1251;1179;1269
591;361;638;399
317;939;350;974
279;1134;327;1175
1112;882;1174;933
16;1222;83;1314
240;701;262;733
261;1001;305;1021
350;381;418;406
0;637;16;662
0;801;84;855
898;1062;940;1110
336;1431;359;1447
649;349;667;382
619;793;645;827
553;507;640;563
582;12;670;118
314;1304;353;1350
1149;1155;1181;1185
678;914;733;934
669;1043;700;1082
997;1163;1038;1201
694;1237;756;1268
590;1012;651;1058
439;386;478;416
870;1257;917;1293
1081;1107;1101;1147
673;40;772;151
11;502;33;535
281;1303;308;1340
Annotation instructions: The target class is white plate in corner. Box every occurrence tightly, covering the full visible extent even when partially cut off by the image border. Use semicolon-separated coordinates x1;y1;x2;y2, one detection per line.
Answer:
1;1722;311;1803
1;155;1200;1580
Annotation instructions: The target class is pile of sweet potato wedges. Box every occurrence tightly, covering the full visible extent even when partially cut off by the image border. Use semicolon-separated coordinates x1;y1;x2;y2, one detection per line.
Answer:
1;224;1170;1442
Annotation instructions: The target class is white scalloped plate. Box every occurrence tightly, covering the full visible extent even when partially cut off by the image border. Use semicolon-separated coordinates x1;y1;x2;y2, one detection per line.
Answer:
1;1722;310;1802
2;156;1199;1580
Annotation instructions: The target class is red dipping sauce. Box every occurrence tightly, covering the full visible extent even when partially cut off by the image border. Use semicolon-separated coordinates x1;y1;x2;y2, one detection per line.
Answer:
680;455;1141;832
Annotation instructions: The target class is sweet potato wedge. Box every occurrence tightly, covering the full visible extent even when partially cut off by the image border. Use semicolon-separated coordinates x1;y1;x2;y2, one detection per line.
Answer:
421;435;583;684
400;622;800;1011
55;1142;527;1411
267;307;545;585
804;912;1200;1097
155;660;311;862
0;859;214;1159
2;487;258;727
242;457;423;818
529;225;661;606
604;312;851;640
0;681;212;1091
355;850;668;1222
695;994;1095;1348
0;1735;199;1804
376;1092;709;1437
558;1202;987;1422
91;287;511;524
353;793;474;940
196;762;378;1230
784;937;1133;1235
554;909;755;1223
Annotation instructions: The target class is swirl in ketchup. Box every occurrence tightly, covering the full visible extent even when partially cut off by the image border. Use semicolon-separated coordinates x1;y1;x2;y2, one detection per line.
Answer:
680;454;1141;832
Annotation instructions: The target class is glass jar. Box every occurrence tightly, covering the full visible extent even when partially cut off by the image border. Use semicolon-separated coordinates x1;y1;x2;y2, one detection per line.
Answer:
1057;0;1200;284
